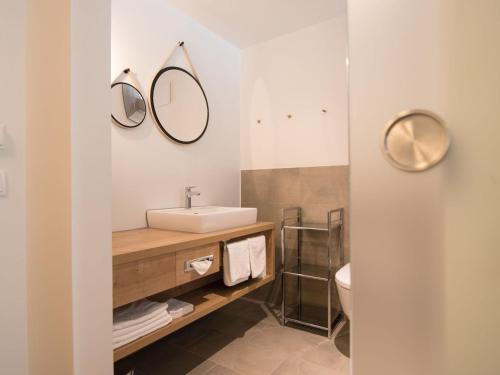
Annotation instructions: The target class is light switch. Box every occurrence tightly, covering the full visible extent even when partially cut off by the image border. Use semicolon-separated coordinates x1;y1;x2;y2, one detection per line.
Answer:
0;123;5;149
0;170;6;196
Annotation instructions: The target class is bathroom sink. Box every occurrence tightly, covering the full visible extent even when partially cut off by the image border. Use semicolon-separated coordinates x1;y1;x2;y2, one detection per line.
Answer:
146;206;258;233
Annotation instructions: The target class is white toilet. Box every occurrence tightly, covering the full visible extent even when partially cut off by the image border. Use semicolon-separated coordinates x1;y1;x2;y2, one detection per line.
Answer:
335;263;351;320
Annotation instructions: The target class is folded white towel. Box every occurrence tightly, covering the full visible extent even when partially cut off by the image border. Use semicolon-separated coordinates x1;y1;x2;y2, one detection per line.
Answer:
113;310;169;339
166;298;194;319
223;240;250;286
113;299;167;331
248;235;266;279
113;314;172;349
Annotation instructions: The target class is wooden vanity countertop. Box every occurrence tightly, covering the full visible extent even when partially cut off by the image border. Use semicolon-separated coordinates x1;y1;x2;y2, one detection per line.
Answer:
112;222;274;265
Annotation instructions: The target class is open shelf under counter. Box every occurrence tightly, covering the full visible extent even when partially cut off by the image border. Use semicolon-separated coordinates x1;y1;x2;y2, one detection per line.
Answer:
112;221;275;361
114;274;274;361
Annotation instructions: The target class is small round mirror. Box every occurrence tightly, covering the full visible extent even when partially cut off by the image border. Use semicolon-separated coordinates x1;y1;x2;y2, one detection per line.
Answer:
150;67;209;144
111;82;146;128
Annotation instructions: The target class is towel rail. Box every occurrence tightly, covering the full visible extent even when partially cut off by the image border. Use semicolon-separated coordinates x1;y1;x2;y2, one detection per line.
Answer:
219;234;263;251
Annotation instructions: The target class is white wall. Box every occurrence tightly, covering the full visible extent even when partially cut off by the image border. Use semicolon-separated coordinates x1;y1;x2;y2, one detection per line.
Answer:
0;1;28;374
350;0;500;374
71;0;113;374
112;0;241;231
240;17;348;170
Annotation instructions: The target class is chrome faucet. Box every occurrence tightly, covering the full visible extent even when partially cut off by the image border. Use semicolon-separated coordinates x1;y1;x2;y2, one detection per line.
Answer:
185;186;200;209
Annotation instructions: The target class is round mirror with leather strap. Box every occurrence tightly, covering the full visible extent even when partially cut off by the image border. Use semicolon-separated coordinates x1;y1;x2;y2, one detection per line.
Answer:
150;66;209;144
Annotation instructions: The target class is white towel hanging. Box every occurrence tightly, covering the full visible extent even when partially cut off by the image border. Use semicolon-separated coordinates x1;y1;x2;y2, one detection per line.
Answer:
248;235;266;279
223;240;251;286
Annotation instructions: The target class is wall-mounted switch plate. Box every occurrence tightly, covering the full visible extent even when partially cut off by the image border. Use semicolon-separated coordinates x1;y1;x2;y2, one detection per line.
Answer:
0;123;5;149
0;170;6;196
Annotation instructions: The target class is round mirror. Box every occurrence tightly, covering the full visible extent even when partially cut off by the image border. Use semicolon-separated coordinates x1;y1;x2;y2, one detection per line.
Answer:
111;82;146;128
150;67;209;144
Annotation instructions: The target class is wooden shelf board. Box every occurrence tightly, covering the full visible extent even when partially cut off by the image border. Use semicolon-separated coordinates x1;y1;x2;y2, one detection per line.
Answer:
113;274;274;362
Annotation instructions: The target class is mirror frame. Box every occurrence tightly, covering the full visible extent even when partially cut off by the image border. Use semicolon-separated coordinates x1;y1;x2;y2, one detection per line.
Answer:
111;81;147;128
150;66;209;144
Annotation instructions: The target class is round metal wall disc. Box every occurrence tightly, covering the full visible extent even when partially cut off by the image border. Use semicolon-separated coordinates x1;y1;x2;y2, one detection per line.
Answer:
381;110;450;172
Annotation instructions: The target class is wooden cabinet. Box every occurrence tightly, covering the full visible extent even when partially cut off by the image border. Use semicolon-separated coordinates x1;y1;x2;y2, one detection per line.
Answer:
113;243;222;308
113;251;176;308
112;222;275;361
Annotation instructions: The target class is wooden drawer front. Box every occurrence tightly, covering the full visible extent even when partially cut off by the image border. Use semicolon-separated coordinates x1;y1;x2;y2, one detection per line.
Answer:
176;243;220;286
113;252;175;308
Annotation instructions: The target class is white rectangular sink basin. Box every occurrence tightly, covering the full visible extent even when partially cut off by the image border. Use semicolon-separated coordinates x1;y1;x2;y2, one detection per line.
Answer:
146;206;258;233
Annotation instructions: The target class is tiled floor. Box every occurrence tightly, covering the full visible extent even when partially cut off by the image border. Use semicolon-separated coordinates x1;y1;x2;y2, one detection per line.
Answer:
115;299;350;375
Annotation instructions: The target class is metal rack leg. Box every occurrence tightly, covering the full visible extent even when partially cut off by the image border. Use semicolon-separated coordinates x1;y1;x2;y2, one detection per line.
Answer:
297;209;302;320
281;226;285;326
327;279;332;339
327;210;333;339
331;313;347;338
339;214;344;266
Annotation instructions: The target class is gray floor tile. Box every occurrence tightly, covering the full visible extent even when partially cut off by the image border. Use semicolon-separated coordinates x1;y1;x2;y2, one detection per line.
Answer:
272;356;338;375
203;365;241;375
301;340;349;370
183;328;241;359
114;299;350;375
243;325;321;355
208;339;289;375
115;345;214;375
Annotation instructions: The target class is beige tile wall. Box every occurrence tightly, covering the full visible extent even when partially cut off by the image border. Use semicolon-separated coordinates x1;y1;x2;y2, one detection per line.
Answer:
241;166;350;314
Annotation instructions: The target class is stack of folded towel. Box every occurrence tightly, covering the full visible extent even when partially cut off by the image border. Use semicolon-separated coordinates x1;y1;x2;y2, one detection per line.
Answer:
113;298;195;349
113;299;172;349
223;235;266;287
166;298;194;319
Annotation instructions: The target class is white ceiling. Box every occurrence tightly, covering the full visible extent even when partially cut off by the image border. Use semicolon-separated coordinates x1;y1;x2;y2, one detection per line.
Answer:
166;0;346;48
